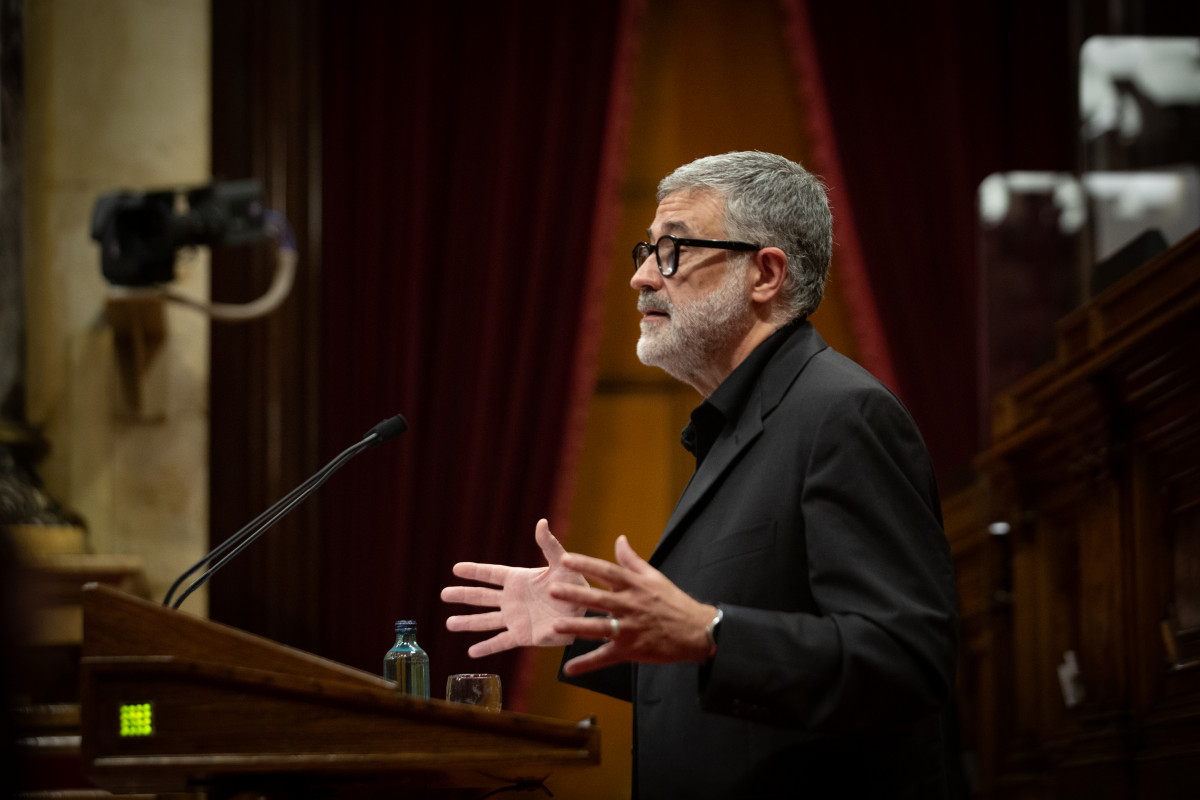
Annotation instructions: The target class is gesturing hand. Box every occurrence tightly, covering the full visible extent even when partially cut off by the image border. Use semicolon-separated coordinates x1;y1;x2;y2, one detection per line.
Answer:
549;534;716;676
441;519;588;658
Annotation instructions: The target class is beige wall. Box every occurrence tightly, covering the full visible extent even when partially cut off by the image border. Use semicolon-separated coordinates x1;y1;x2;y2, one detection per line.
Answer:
23;0;211;610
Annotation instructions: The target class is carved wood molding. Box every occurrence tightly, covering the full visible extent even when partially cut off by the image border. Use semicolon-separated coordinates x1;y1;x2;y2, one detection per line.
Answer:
968;230;1200;794
988;228;1200;450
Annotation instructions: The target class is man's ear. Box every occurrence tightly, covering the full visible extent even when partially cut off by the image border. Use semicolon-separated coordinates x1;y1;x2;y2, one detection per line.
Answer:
750;247;788;304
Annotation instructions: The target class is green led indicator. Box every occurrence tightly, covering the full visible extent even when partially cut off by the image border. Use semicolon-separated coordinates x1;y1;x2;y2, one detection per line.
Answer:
119;703;154;737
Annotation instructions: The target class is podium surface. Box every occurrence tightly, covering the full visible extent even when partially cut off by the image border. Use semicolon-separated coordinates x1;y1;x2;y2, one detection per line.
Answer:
79;583;600;796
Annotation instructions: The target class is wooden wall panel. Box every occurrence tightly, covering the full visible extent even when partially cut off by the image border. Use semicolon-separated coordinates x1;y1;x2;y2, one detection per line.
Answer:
955;230;1200;798
209;0;323;651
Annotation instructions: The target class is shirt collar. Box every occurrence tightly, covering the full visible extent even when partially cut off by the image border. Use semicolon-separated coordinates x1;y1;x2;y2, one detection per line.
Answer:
681;317;806;466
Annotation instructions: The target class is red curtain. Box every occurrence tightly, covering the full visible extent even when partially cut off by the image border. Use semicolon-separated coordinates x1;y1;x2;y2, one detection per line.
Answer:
779;0;899;394
318;0;639;709
782;0;1078;481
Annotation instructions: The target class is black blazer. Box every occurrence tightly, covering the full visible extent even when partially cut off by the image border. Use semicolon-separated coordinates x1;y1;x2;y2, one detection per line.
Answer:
562;323;961;799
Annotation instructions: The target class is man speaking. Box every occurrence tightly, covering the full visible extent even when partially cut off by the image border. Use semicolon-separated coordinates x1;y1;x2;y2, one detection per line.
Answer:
442;151;960;799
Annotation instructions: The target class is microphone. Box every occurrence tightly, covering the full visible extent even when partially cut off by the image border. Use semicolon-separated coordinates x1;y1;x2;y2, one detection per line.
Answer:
164;413;408;610
364;413;408;445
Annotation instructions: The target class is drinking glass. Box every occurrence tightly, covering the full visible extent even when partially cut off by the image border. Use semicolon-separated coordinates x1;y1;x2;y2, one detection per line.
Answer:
445;673;502;712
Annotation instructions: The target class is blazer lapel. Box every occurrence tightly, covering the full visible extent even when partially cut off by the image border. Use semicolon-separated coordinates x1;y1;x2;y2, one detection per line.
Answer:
648;323;829;566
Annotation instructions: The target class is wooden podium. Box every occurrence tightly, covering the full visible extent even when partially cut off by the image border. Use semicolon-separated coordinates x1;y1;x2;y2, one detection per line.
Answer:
79;583;600;798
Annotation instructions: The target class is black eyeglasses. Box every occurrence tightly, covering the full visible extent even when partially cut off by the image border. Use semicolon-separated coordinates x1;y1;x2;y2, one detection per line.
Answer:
632;234;762;277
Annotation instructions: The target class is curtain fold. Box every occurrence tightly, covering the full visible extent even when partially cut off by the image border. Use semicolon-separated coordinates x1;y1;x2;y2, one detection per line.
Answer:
782;0;1078;478
319;0;638;710
779;0;899;394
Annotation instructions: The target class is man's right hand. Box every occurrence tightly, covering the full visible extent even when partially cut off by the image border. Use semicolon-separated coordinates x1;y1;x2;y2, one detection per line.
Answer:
441;518;588;657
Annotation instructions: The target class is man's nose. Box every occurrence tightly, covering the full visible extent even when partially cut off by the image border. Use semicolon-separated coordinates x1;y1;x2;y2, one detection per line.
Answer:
630;256;664;292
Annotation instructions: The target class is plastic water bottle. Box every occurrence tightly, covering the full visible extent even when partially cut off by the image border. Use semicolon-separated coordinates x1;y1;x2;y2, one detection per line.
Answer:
383;619;430;699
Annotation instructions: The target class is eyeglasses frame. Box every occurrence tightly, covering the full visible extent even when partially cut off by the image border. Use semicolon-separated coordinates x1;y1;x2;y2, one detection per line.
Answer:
632;234;762;277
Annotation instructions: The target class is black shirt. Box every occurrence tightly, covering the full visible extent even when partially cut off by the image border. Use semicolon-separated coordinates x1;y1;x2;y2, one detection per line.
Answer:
681;317;805;468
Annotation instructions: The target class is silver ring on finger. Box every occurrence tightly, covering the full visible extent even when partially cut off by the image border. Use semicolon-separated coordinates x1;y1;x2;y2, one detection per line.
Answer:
609;616;621;639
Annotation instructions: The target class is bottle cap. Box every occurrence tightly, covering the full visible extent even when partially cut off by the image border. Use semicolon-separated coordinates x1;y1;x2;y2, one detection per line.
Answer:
395;619;418;634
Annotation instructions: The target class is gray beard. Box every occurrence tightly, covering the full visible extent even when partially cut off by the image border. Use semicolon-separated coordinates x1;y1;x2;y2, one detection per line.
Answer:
636;264;753;386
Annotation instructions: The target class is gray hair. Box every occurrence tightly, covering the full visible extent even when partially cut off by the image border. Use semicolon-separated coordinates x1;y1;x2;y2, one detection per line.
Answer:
657;151;833;322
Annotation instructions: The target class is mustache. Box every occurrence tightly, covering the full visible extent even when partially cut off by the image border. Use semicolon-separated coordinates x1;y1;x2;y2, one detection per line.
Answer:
637;290;672;315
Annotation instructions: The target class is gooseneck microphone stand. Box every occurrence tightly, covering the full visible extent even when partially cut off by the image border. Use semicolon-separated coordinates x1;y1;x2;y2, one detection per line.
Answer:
164;414;408;610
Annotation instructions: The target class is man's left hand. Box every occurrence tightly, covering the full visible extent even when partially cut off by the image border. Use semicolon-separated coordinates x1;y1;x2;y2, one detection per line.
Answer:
549;535;717;675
